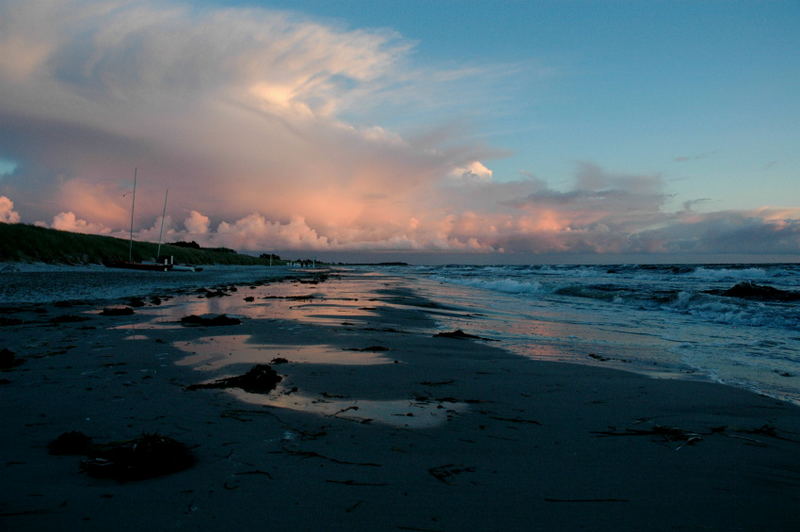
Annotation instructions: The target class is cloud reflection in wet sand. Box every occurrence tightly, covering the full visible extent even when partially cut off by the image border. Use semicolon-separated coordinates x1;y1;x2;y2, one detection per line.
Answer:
173;335;393;369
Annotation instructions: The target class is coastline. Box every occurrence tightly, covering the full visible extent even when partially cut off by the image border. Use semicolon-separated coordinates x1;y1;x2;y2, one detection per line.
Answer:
2;269;799;531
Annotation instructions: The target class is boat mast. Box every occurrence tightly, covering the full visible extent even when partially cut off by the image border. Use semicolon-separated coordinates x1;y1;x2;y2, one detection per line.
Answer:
156;188;169;259
128;168;137;262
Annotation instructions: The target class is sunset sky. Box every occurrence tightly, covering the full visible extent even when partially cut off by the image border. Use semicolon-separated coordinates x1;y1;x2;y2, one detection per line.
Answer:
0;0;798;262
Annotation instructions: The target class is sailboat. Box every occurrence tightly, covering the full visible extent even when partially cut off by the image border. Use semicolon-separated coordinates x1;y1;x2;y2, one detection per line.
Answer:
104;169;175;272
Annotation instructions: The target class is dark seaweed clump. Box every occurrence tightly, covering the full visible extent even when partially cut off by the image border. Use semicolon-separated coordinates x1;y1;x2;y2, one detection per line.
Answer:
186;364;281;394
345;345;390;352
0;348;24;369
48;431;93;455
434;329;493;341
101;307;135;316
180;314;241;326
80;433;194;481
48;431;193;481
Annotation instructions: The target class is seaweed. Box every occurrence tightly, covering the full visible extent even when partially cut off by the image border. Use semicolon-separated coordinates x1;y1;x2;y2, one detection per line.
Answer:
48;431;93;455
198;287;229;298
0;348;23;369
101;307;134;316
592;424;704;450
80;433;194;481
325;479;389;486
428;464;476;485
489;416;542;425
186;364;281;394
433;329;494;341
421;379;455;386
180;314;241;326
48;431;193;481
262;294;319;301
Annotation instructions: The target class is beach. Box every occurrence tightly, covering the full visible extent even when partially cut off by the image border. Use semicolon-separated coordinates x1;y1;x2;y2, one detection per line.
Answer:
2;268;799;531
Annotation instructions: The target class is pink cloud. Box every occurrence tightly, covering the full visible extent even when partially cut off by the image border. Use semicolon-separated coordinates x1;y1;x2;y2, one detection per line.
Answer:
184;210;209;234
0;195;21;223
0;1;797;259
48;211;112;234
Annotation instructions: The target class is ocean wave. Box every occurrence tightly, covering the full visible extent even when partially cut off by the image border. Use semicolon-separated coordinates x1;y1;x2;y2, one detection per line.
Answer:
688;267;770;281
529;265;597;277
432;275;544;295
661;291;800;328
551;283;799;329
553;284;630;302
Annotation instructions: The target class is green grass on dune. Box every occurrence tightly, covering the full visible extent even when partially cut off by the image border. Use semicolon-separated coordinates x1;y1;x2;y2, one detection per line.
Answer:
0;223;284;266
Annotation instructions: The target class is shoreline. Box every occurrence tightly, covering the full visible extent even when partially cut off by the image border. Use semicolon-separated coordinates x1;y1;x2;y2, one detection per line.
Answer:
2;270;800;530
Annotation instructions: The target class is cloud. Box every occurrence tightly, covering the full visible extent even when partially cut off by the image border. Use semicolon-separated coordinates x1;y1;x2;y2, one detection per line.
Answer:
0;0;492;226
0;0;797;259
49;211;112;234
0;195;21;223
184;210;209;234
449;161;493;183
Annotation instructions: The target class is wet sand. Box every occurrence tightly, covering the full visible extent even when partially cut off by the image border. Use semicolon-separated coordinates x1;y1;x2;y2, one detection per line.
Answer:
2;270;799;531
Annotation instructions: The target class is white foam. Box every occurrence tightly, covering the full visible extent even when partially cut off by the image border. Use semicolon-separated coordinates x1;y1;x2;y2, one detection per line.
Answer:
434;275;544;295
689;267;770;281
662;291;790;327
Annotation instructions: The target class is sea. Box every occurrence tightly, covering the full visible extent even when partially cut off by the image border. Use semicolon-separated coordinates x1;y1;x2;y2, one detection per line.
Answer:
392;263;800;405
2;261;799;405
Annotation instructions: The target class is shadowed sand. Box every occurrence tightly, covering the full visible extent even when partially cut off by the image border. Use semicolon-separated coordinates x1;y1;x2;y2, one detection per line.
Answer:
1;270;799;531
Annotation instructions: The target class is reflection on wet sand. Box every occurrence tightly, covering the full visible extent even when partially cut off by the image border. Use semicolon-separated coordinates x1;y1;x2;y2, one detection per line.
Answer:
229;389;468;429
174;335;394;369
168;270;472;428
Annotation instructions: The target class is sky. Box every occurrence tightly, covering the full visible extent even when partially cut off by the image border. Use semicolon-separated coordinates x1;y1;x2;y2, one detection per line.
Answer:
0;0;798;263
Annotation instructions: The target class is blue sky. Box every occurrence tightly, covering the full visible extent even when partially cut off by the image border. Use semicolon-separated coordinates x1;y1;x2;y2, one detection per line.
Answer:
217;0;800;211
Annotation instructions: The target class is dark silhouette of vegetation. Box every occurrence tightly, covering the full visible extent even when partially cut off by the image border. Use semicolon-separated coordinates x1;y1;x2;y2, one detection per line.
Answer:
0;222;287;266
169;240;201;249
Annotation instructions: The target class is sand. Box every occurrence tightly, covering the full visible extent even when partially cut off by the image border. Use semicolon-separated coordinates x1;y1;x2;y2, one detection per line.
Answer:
2;270;799;531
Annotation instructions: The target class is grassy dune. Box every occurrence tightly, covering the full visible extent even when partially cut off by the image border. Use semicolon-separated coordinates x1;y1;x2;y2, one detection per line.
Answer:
0;223;283;266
